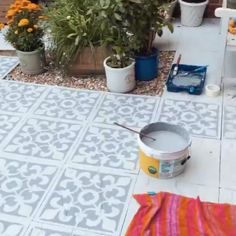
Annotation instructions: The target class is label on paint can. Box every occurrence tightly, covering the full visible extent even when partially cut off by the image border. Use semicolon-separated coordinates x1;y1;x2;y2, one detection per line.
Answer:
159;157;187;178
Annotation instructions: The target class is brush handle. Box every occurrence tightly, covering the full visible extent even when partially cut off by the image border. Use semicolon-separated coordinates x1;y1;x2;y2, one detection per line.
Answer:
176;54;182;65
172;54;182;76
113;122;156;141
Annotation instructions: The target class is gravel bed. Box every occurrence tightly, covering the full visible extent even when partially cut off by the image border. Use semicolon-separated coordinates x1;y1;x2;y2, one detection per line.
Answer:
7;51;175;96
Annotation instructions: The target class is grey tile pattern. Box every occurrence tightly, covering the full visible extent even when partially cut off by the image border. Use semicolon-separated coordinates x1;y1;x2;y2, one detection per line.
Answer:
0;114;21;144
38;167;134;235
26;225;104;236
93;94;158;128
224;105;236;139
3;118;82;161
0;80;164;236
34;87;102;121
0;220;24;236
0;81;45;113
157;99;220;138
0;158;58;218
0;56;18;79
71;124;139;172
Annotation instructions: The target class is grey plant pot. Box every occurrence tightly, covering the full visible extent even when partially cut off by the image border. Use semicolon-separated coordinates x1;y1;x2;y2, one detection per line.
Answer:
16;47;46;75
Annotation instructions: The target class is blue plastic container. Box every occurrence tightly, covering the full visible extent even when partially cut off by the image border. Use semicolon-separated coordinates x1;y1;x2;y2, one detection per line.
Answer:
135;48;159;81
166;64;207;95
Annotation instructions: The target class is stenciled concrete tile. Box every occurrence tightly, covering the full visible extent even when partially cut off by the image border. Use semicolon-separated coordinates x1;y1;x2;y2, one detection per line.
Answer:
0;56;18;79
93;94;159;128
157;98;221;138
3;118;82;161
0;219;25;236
0;113;21;144
26;223;105;236
70;124;139;173
34;87;102;122
0;80;45;113
37;166;135;235
0;158;58;218
223;105;236;139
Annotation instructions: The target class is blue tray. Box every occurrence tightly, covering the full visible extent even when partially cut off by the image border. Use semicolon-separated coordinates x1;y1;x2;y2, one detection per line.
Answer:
166;64;207;95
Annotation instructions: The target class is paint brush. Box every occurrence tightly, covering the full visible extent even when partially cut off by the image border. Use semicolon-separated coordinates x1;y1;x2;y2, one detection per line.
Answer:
113;122;156;141
172;54;182;76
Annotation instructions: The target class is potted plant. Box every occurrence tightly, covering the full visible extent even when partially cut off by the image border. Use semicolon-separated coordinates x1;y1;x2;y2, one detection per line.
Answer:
102;0;136;93
123;0;173;81
165;0;178;20
45;0;110;75
2;0;46;74
179;0;208;27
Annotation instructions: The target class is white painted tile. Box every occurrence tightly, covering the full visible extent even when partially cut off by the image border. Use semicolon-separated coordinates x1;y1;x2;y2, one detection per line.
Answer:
176;137;220;187
221;140;236;189
224;51;236;78
223;77;236;105
219;188;236;204
178;19;220;52
135;171;219;200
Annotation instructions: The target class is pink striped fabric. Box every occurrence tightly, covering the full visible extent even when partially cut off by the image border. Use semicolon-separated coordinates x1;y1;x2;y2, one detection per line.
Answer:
126;192;236;236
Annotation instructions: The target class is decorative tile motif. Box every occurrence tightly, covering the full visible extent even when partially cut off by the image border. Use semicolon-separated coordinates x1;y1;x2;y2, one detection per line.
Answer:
71;125;139;172
0;56;18;79
0;81;45;113
93;94;158;128
27;226;103;236
158;99;220;138
34;87;101;121
0;114;20;144
0;220;24;236
224;105;236;139
39;168;134;235
3;118;81;161
0;158;58;218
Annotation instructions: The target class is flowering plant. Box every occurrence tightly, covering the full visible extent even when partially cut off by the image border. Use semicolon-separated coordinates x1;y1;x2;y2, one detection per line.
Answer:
1;0;44;52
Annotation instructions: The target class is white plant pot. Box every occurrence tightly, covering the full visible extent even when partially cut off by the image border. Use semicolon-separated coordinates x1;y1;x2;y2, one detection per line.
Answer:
179;0;208;27
104;57;136;93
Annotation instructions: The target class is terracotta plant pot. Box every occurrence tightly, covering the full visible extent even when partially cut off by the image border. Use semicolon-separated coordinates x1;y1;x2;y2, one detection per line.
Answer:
16;47;46;75
69;46;111;76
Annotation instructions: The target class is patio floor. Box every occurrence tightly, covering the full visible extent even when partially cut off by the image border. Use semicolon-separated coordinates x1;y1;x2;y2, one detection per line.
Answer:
0;18;236;236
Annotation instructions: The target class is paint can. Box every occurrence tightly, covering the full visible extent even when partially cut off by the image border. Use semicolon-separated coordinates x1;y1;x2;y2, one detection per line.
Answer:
138;122;192;179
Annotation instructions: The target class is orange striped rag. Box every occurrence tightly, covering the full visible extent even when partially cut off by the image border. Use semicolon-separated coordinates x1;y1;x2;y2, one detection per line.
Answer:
126;192;236;236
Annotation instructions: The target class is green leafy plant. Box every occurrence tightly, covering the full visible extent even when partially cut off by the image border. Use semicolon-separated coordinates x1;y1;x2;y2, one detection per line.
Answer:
45;0;107;69
100;0;135;68
123;0;174;55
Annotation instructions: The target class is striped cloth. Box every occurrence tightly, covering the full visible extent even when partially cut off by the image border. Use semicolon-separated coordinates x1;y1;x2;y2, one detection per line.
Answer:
126;192;236;236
